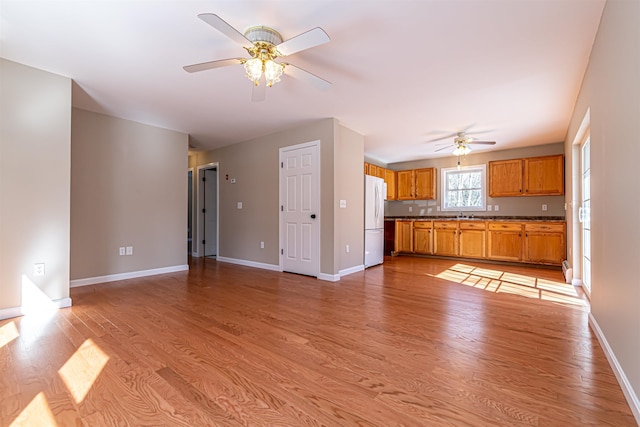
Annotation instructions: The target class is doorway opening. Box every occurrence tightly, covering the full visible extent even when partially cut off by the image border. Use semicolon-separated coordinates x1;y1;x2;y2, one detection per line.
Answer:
197;164;219;259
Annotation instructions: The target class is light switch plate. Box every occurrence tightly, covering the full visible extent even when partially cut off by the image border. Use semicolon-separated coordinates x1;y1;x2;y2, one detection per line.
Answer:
339;199;347;208
126;246;133;255
237;202;242;209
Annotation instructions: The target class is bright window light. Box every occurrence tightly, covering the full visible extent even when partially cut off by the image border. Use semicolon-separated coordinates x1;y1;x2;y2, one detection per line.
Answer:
58;339;109;404
0;321;19;349
10;392;56;427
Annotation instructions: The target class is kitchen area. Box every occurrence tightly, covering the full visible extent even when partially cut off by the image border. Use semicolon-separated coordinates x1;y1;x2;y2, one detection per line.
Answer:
367;143;568;268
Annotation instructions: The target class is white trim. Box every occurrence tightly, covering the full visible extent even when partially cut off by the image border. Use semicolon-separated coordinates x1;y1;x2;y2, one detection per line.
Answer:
0;297;72;320
571;278;583;287
0;306;23;320
339;265;365;277
70;265;189;288
589;313;640;424
216;256;281;272
318;273;340;282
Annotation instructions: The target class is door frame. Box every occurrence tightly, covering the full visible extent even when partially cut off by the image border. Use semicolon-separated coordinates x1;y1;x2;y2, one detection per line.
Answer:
571;109;590;290
196;163;219;258
278;141;321;276
188;167;194;256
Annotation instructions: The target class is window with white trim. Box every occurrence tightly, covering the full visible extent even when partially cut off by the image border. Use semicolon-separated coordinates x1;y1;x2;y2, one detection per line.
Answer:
441;164;486;211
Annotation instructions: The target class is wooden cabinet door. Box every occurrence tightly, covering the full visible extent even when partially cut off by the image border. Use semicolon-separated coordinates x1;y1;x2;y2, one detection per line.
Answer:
397;170;415;200
415;168;436;199
524;223;566;265
364;162;369;175
459;224;486;258
376;166;386;180
487;223;522;261
433;222;458;256
524;155;564;196
395;220;413;253
489;159;523;197
413;221;433;254
384;169;397;200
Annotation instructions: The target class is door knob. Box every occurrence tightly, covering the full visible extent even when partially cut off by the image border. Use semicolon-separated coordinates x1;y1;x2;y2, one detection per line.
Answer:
311;214;316;219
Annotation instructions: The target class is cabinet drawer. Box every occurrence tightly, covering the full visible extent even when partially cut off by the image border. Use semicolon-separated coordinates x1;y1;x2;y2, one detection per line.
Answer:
459;221;486;230
525;223;565;233
414;221;432;229
434;221;458;230
488;222;522;232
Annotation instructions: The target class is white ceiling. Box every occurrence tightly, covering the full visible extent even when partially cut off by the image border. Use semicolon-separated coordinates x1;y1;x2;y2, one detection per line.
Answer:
0;0;605;164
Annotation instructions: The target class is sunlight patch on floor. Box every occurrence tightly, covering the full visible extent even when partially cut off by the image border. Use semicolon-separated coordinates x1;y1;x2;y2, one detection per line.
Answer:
429;263;587;309
10;392;57;427
0;321;19;349
58;338;109;404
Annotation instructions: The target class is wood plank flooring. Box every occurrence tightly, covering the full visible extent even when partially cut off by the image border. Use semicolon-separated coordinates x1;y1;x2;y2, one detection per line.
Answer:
0;256;636;426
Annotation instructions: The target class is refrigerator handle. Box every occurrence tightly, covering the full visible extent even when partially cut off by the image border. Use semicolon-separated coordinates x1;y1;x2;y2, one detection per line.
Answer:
374;184;379;219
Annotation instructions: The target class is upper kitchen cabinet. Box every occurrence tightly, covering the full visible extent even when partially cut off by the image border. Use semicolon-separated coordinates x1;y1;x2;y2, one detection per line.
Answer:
397;168;436;200
489;154;564;197
364;162;397;200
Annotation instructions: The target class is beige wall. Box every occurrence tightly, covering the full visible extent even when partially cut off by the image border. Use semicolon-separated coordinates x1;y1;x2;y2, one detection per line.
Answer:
335;123;365;272
0;59;71;311
70;108;188;280
193;118;365;277
564;0;640;417
382;142;566;217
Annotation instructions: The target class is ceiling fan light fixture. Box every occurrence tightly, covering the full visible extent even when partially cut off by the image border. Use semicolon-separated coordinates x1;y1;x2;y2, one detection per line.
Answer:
244;57;263;85
452;145;471;156
264;59;284;87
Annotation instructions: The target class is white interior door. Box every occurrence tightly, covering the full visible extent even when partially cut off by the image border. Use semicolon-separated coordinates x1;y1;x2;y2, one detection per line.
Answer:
580;138;591;294
280;142;320;277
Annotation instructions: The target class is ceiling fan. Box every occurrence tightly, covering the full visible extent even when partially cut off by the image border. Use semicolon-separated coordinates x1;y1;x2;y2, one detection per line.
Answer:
183;14;331;101
433;132;496;155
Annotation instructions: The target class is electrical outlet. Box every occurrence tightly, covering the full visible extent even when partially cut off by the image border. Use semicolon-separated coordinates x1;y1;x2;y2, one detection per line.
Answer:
408;206;413;212
237;202;243;209
346;244;350;253
126;246;133;255
339;200;347;208
119;247;126;256
494;205;500;212
487;205;492;212
542;204;548;211
230;178;236;184
260;241;264;249
34;263;45;276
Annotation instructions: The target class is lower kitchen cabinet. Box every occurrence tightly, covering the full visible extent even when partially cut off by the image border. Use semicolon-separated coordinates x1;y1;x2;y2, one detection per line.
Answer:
413;221;433;254
487;222;523;262
523;222;566;265
459;222;486;258
393;219;565;266
433;221;458;256
395;220;413;253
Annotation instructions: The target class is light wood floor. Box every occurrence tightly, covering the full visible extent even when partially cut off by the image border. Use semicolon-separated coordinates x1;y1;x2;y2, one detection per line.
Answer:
1;256;636;426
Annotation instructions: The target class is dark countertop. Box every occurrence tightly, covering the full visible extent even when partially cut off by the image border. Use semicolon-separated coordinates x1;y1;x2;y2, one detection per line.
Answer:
386;216;566;222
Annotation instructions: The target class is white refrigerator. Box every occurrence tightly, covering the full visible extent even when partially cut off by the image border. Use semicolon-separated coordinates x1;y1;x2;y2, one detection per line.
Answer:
364;175;385;267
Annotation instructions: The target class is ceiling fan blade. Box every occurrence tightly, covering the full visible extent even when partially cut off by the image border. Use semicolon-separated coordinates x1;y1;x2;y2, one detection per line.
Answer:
276;27;330;56
251;78;266;102
434;145;453;152
183;58;243;73
284;64;331;91
426;132;459;143
468;141;496;145
198;13;253;48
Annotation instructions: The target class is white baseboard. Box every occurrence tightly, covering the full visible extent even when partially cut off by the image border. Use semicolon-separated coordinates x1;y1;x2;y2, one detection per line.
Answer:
318;273;340;282
339;265;365;277
0;297;73;321
215;256;281;272
70;265;189;288
589;313;640;424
